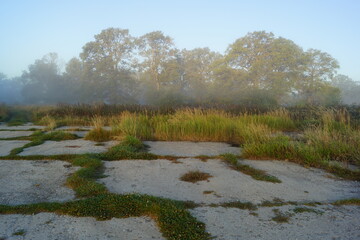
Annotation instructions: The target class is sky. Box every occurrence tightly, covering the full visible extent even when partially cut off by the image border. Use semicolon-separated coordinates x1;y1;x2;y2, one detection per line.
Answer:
1;0;359;81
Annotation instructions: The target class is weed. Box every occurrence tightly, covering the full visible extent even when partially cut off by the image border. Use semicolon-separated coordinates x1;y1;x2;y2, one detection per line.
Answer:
99;136;156;160
220;154;281;183
84;116;112;142
220;201;258;211
260;198;297;207
12;229;26;236
180;171;212;183
332;198;360;206
9;131;78;155
38;115;57;130
66;155;107;197
272;209;292;223
85;128;112;142
293;207;323;215
203;191;214;194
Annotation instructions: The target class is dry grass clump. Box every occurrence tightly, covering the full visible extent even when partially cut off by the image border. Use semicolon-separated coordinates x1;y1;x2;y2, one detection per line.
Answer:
180;170;212;183
38;115;57;130
85;116;112;142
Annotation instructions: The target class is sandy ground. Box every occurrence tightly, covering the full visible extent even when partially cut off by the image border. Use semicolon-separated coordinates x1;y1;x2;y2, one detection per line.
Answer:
18;139;118;156
0;131;33;139
0;123;44;131
0;160;77;205
0;140;30;156
100;158;360;204
191;205;360;240
0;213;164;240
144;141;240;157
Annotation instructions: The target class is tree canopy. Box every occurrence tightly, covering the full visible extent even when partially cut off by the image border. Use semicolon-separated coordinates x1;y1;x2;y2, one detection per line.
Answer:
2;28;355;106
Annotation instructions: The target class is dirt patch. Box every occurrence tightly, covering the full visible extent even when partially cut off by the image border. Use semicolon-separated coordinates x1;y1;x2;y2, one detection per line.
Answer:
0;213;164;240
100;158;360;204
191;205;360;240
144;141;240;157
18;139;118;156
0;160;77;205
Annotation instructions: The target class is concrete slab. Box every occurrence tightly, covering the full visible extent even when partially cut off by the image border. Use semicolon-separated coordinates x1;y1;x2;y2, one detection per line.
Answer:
56;126;94;131
191;205;360;240
0;131;33;139
0;123;44;130
56;126;111;131
100;159;360;204
18;139;118;156
0;213;165;240
0;140;30;156
144;141;240;157
70;131;89;138
0;160;77;205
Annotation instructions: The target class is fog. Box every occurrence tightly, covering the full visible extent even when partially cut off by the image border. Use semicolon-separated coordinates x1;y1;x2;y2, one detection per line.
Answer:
1;29;359;107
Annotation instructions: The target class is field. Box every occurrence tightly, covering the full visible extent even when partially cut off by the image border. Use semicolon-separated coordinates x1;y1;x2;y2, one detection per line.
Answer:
0;104;359;239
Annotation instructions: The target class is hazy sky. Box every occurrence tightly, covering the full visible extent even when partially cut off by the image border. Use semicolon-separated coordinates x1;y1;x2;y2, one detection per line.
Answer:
1;0;359;81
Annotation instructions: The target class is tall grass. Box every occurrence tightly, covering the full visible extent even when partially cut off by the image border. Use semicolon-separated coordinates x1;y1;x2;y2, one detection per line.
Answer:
243;109;360;179
110;108;294;143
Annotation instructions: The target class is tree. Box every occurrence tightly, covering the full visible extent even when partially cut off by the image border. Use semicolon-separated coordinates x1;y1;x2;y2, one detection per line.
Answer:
80;28;136;104
331;74;360;104
138;31;176;91
296;49;339;104
21;53;64;104
224;31;304;102
0;73;23;104
181;48;221;102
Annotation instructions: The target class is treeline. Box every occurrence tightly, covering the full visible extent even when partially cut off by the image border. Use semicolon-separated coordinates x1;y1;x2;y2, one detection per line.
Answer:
1;29;360;106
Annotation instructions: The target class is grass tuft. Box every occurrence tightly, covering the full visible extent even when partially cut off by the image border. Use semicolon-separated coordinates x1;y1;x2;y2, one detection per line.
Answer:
272;209;292;223
180;171;212;183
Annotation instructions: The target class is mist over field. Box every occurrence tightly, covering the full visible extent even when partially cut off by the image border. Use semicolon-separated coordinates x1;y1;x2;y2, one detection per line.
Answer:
0;29;359;106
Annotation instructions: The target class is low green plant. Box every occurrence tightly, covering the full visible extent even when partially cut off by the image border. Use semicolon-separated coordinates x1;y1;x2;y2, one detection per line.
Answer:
66;155;108;197
332;198;360;206
99;136;156;160
220;154;281;183
9;131;78;155
0;194;210;240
